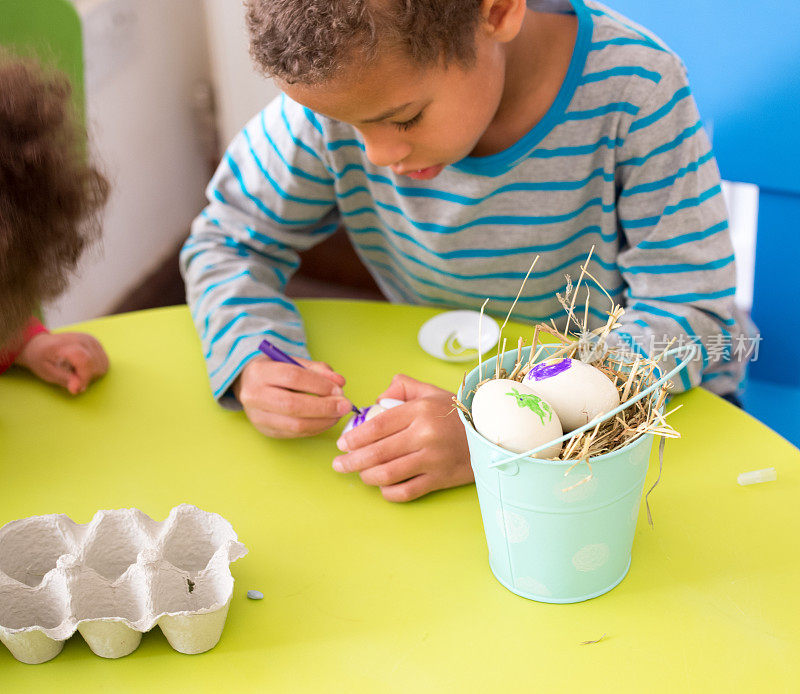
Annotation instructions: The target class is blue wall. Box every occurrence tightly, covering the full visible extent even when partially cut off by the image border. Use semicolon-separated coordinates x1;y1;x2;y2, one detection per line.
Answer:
604;1;800;195
605;1;800;385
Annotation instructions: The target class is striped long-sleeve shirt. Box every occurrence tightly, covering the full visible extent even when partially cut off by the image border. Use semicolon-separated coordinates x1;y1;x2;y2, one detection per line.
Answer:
181;0;744;408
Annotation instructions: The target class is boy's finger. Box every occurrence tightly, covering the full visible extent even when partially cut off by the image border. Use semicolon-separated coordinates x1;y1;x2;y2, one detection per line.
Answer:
378;373;436;402
354;450;426;486
336;406;414;452
332;430;416;473
306;361;346;387
377;373;416;401
380;474;432;503
245;385;351;419
249;410;340;438
251;360;342;396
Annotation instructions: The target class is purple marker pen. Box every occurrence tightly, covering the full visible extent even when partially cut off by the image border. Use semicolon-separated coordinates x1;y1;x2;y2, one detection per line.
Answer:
258;339;362;415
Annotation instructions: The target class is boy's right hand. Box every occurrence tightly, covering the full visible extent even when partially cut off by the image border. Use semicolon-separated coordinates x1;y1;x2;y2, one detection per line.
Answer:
234;356;352;438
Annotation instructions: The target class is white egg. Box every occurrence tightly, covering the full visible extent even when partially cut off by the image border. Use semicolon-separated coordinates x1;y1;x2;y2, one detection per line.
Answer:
471;378;563;458
522;357;620;433
377;398;405;410
343;404;385;434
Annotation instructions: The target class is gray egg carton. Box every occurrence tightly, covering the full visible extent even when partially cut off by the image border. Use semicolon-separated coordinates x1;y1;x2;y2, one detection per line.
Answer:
0;504;247;664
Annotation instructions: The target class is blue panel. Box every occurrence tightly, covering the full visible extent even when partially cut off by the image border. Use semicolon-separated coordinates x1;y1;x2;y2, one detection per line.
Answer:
741;379;800;450
600;1;800;195
748;189;800;386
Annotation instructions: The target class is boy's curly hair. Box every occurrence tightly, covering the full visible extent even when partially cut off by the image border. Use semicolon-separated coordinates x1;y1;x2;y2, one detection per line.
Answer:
246;0;484;85
0;54;109;346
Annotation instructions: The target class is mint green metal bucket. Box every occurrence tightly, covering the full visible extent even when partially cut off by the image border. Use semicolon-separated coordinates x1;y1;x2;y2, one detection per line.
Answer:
457;344;694;603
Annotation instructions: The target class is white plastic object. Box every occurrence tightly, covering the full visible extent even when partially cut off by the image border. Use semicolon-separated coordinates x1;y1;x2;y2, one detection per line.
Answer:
737;467;777;486
0;504;247;664
377;398;404;410
417;310;500;362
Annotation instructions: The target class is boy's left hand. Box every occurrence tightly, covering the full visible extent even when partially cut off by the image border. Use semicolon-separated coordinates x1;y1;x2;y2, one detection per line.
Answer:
332;374;473;502
15;332;109;395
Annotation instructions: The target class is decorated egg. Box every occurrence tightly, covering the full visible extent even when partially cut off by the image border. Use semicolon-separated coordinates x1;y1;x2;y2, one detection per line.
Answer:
343;404;385;434
523;357;620;433
343;398;404;434
471;378;562;458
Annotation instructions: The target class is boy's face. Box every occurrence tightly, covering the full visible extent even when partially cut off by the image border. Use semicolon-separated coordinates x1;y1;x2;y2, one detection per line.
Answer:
281;35;506;180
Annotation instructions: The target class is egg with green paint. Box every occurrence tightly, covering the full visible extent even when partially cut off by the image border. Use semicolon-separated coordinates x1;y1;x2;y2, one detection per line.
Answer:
471;378;563;458
522;357;620;433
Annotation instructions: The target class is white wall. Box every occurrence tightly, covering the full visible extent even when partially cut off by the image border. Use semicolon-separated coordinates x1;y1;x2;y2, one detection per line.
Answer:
45;0;214;327
721;180;759;314
202;0;280;148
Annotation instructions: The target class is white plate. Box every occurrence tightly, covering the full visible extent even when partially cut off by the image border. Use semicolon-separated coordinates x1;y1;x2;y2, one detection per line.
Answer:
417;310;500;362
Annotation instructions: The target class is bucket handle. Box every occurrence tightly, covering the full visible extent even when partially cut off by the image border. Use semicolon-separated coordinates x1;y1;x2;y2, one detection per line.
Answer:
487;343;699;469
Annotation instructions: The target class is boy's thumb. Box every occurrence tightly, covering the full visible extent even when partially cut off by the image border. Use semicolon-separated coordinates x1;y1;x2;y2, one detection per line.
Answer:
379;373;420;401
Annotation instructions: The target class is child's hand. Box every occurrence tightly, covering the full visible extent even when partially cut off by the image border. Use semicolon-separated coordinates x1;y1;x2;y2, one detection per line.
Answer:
15;332;109;395
332;374;473;502
234;356;353;438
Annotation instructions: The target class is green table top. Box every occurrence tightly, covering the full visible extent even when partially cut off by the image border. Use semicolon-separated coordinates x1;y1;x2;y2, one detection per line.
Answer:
1;301;798;692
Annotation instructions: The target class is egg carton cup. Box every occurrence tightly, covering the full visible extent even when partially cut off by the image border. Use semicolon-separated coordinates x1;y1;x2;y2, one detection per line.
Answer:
0;504;248;664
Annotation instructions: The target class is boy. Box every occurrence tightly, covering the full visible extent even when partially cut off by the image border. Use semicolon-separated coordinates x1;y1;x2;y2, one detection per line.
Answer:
1;55;109;393
181;0;742;500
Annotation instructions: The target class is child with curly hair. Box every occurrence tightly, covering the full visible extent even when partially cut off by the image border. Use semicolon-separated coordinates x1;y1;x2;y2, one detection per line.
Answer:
0;53;109;394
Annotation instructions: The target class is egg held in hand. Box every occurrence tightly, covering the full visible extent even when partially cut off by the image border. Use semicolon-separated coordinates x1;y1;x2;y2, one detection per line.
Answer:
343;404;385;434
470;379;563;458
523;357;620;433
343;398;404;434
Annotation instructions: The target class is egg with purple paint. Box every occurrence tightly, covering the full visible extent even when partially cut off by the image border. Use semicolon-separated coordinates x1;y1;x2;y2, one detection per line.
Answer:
471;378;563;458
343;404;385;434
343;398;404;434
522;358;620;433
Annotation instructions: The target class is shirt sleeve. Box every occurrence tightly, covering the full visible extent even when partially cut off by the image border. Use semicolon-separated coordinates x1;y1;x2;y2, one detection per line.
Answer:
180;94;339;408
608;55;744;394
0;316;49;374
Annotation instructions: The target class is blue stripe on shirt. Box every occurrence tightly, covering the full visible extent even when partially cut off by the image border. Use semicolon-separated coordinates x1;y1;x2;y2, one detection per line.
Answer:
589;37;666;53
563;101;640;121
373;196;615;234
226;153;323;226
630;302;709;369
579;66;661;85
638;220;728;250
261;110;333;186
621;150;715;197
208;329;306;379
629;86;692;134
622;254;734;275
629;287;736;303
213;350;262;400
620;184;722;230
618;121;703;168
242;128;333;207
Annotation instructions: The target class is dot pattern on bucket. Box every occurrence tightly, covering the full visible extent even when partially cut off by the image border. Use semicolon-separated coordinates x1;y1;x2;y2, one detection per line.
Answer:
496;509;530;544
515;576;552;597
555;475;599;503
571;543;611;572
